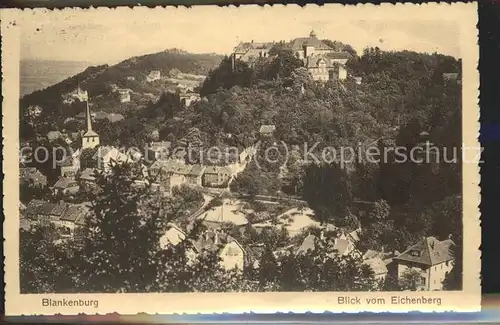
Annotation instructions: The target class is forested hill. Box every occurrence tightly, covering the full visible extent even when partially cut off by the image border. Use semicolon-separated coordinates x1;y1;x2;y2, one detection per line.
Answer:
20;49;224;115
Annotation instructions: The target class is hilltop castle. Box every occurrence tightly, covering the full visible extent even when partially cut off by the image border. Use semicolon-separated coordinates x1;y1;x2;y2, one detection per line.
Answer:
233;30;352;81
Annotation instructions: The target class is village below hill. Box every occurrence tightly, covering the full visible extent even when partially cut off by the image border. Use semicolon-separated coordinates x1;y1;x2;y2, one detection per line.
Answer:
19;32;463;293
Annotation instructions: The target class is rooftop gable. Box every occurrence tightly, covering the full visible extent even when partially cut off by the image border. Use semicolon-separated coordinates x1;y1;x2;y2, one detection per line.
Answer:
394;236;454;266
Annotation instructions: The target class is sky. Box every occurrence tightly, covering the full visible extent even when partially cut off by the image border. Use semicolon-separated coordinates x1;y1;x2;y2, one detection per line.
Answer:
17;4;467;65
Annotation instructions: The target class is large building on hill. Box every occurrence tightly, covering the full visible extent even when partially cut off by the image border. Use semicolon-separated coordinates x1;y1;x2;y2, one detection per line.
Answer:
233;41;275;62
233;30;351;81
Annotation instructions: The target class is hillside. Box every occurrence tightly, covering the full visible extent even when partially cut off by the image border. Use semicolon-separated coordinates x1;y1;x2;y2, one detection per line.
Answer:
20;49;224;122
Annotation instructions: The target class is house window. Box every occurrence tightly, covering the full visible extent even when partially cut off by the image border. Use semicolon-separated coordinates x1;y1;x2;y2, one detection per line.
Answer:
410;250;421;257
441;264;443;270
420;277;426;286
226;247;240;256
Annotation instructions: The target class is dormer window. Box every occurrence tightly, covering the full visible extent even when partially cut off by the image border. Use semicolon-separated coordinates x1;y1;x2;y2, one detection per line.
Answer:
410;250;421;257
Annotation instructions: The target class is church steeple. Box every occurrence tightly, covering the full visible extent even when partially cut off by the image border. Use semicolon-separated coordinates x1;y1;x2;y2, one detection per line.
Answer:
81;90;100;150
86;100;93;132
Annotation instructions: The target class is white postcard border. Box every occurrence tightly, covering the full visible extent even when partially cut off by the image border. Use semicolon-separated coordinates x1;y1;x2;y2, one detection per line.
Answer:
2;3;481;316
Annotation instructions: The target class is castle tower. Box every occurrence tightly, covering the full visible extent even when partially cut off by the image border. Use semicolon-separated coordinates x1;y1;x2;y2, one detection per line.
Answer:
81;93;100;150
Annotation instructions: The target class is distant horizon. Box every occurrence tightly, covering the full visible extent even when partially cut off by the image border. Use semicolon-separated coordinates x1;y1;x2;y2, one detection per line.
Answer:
17;5;462;65
21;45;461;68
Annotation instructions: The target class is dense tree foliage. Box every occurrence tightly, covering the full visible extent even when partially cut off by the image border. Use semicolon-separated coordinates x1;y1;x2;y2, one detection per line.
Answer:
20;163;378;293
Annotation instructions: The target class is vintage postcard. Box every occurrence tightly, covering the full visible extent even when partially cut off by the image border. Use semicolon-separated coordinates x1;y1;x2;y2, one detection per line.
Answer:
2;3;480;316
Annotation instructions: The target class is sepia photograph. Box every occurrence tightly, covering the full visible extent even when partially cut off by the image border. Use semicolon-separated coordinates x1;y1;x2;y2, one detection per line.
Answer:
3;3;480;315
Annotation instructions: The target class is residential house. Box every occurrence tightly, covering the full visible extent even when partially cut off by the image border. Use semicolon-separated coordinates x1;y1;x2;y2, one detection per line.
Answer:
259;124;276;136
127;147;143;162
293;31;350;80
295;234;317;255
52;177;80;196
26;105;43;117
160;223;188;247
80;167;101;192
47;130;62;142
180;92;200;107
198;148;239;167
75;112;87;120
118;89;131;103
220;240;247;271
147;70;161;82
80;168;98;183
95;146;129;171
26;200;68;227
363;256;389;282
109;84;119;92
20;213;32;231
192;230;247;271
147;141;171;161
203;166;232;187
149;159;189;191
393;236;455;291
363;249;396;279
106;113;124;123
158;224;202;266
57;150;81;178
333;236;358;257
170;164;191;189
186;165;206;186
59;205;88;235
20;167;47;187
246;243;266;269
233;41;274;64
93;111;109;121
304;55;347;81
295;232;360;258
